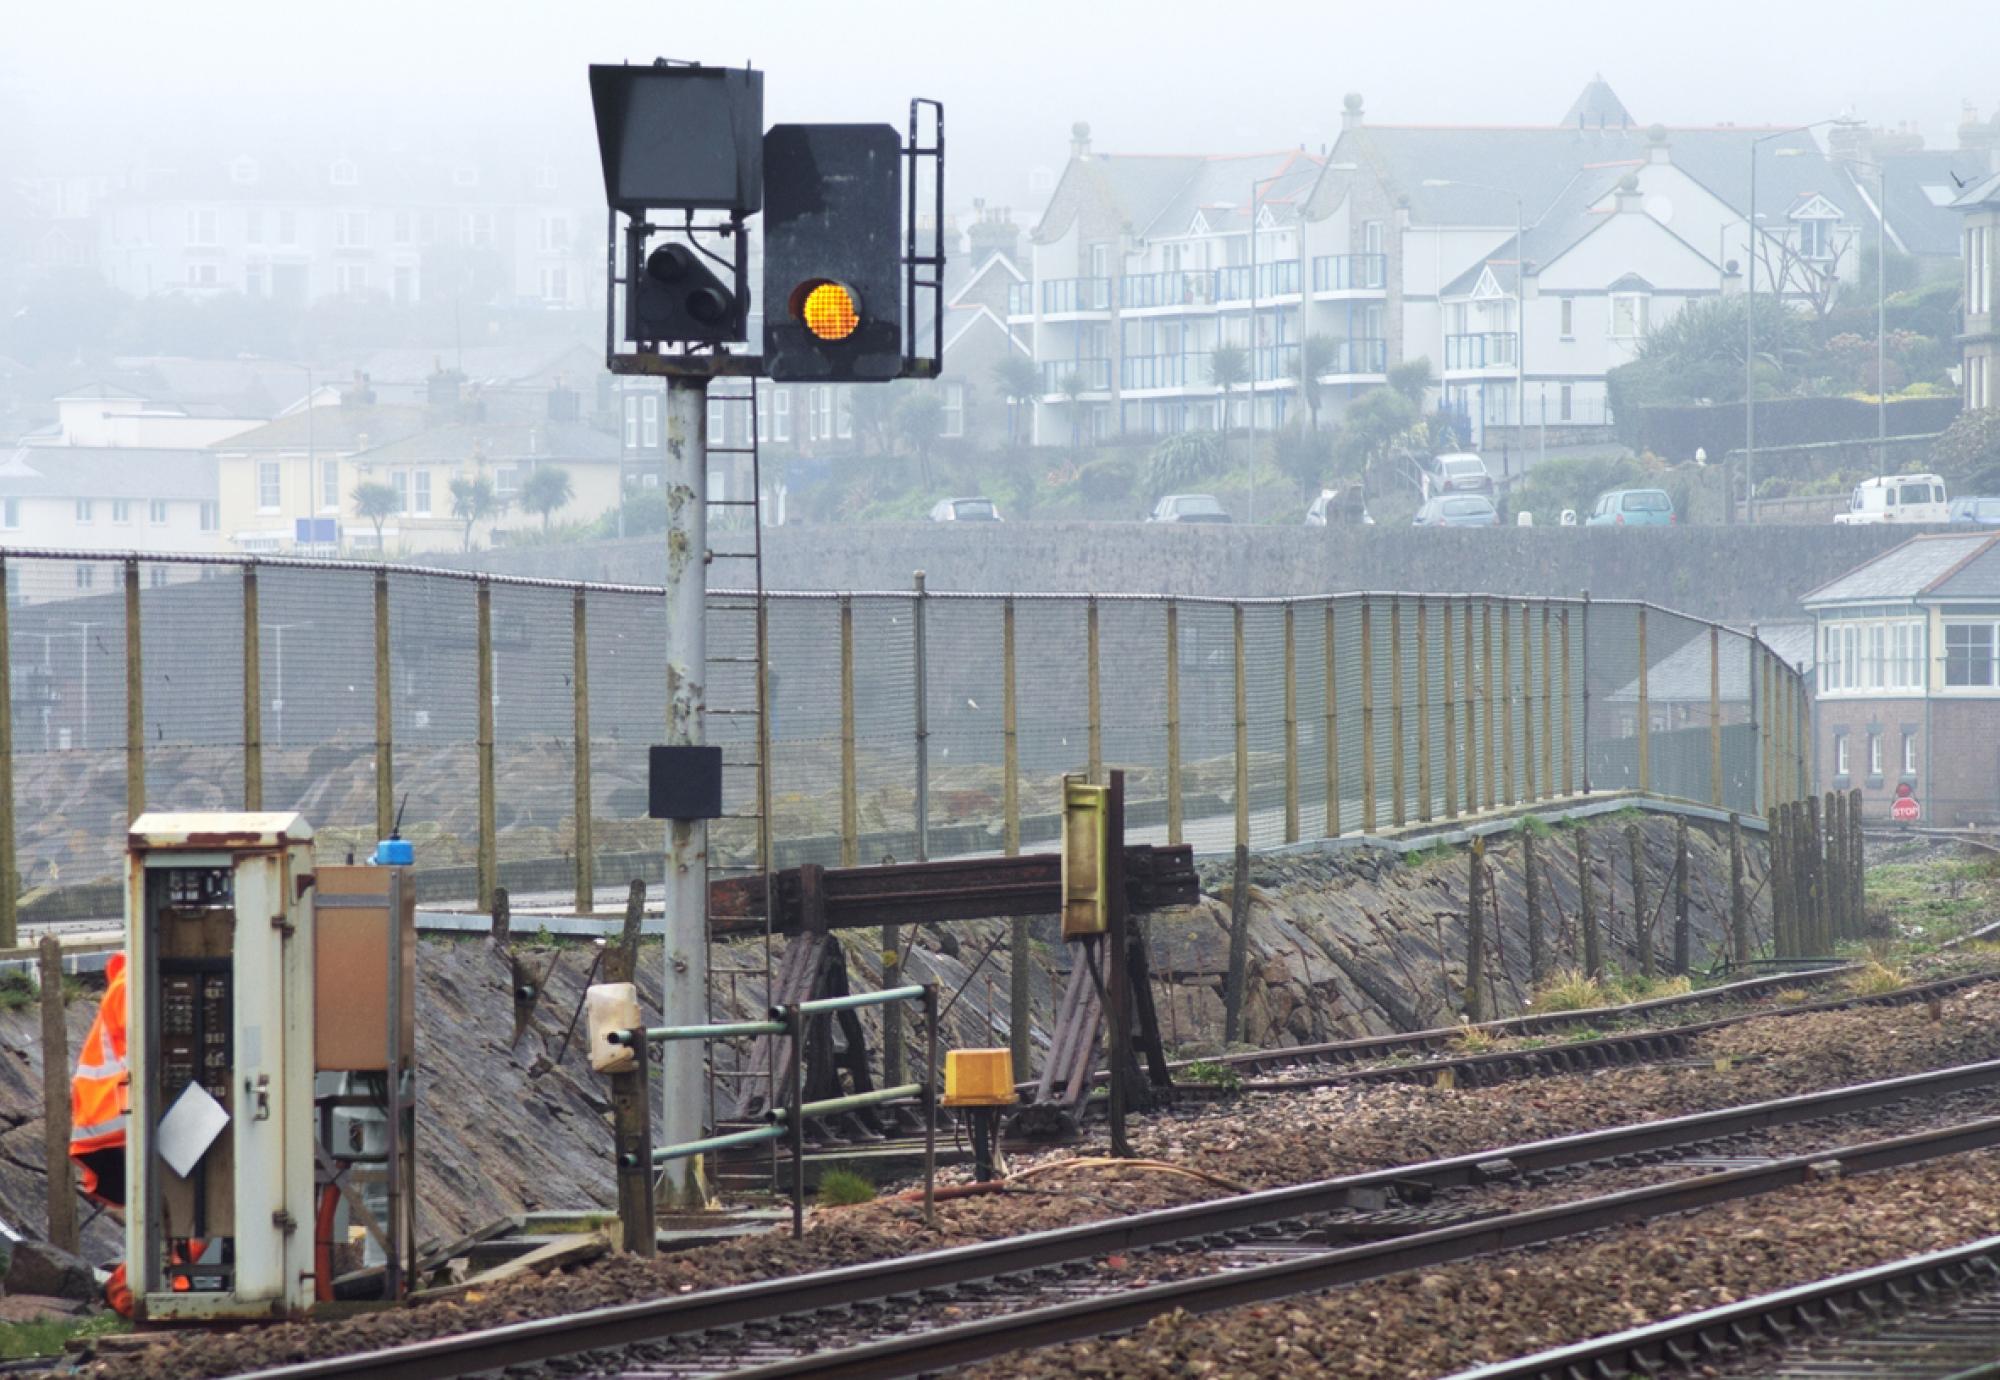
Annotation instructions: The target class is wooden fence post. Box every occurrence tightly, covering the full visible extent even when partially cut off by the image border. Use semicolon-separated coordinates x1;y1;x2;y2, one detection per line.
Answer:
375;569;394;841
243;562;262;811
476;579;496;912
1224;844;1251;1044
1524;827;1544;984
1560;604;1575;798
1521;600;1537;803
0;555;14;951
1730;813;1749;965
1464;595;1479;816
1233;603;1249;850
1482;598;1497;812
1849;787;1866;930
1579;828;1601;977
1635;605;1650;799
1501;597;1515;807
1284;603;1299;843
1167;599;1184;845
573;589;594;915
40;934;78;1253
1673;817;1691;976
1086;596;1102;782
1540;601;1554;801
1805;792;1825;954
1708;624;1723;809
125;558;145;823
1465;835;1488;1022
1768;805;1789;957
1005;597;1029;1077
1390;596;1407;827
1627;821;1652;977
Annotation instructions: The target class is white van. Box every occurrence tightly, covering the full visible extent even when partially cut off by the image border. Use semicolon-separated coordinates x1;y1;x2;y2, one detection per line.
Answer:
1833;473;1950;525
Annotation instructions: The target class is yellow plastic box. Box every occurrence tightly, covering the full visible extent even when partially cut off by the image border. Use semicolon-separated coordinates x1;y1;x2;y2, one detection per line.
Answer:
942;1048;1018;1107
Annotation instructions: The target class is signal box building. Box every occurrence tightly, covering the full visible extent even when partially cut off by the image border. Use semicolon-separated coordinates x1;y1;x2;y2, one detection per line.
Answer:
1802;531;2000;824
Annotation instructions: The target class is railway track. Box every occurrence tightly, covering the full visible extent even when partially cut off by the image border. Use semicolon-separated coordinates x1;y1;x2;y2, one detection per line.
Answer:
235;1056;2000;1380
1447;1234;2000;1379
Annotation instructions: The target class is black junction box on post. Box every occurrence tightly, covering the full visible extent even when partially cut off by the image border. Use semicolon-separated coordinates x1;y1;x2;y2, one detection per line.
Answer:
648;745;725;820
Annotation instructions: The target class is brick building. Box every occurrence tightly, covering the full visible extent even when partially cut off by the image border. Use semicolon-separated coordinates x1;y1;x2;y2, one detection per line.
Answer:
1803;531;2000;824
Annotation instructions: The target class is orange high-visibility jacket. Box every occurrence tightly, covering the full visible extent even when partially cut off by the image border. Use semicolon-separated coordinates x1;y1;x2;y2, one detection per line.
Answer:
69;951;129;1205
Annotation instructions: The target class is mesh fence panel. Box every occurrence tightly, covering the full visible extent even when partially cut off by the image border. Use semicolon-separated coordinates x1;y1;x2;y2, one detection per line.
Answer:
2;552;1816;923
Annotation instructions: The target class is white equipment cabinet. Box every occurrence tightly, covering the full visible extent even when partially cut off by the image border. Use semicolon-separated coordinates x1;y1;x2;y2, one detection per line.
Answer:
125;812;317;1321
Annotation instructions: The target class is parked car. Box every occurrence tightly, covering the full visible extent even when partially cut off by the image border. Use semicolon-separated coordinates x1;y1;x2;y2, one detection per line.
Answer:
1947;495;2000;527
1412;494;1500;527
1306;484;1373;527
1431;452;1494;496
928;496;1002;522
1148;493;1232;524
1833;473;1950;525
1584;488;1675;527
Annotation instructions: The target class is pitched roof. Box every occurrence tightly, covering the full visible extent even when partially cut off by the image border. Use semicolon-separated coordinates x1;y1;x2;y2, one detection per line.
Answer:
1849;149;1996;257
1606;619;1815;701
212;403;431;453
1562;76;1635;131
1951;169;2000;211
0;445;217;500
1137;150;1322;239
354;419;619;466
1441;164;1631;295
1801;533;2000;605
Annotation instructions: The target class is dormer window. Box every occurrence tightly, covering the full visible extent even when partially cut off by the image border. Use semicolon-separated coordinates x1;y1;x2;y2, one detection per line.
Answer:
330;157;358;187
1789;194;1841;261
229;156;260;186
453;164;479;188
535;164;557;190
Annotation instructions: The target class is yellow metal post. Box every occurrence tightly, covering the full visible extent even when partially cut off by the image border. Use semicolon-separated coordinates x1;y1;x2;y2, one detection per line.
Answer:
1389;596;1406;827
1360;598;1376;833
1004;597;1020;857
1234;603;1249;849
1086;596;1102;782
1463;593;1478;815
1166;600;1182;846
1561;605;1574;797
476;579;496;911
1500;596;1515;807
242;563;262;812
1540;601;1554;801
0;556;12;949
573;588;594;915
1520;601;1537;802
1636;606;1650;798
1482;598;1496;812
1416;596;1433;823
1283;603;1299;843
1708;623;1723;808
1323;599;1339;838
1442;596;1459;820
375;569;394;841
124;558;144;823
840;596;858;868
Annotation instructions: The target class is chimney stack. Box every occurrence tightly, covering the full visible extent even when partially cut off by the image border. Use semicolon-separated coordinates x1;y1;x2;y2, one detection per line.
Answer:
1646;123;1671;165
1613;173;1643;213
1341;92;1365;133
966;201;1022;266
1070;121;1092;160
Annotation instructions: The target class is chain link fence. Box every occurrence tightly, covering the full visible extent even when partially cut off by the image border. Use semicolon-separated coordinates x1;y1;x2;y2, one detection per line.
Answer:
0;548;1815;941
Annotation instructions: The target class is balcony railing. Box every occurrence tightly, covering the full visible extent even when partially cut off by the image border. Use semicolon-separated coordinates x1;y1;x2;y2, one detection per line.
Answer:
1445;332;1518;370
1042;357;1111;393
1318;337;1388;375
1253;342;1301;382
1117;270;1210;310
1007;282;1033;316
1214;260;1301;302
1311;254;1388;292
1040;277;1112;314
1121;354;1189;390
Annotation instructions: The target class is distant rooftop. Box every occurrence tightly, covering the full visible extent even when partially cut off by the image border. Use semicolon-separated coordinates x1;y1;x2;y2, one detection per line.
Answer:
1802;533;2000;606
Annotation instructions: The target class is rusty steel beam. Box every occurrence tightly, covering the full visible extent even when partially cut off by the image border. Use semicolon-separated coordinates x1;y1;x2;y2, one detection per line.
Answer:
709;845;1199;937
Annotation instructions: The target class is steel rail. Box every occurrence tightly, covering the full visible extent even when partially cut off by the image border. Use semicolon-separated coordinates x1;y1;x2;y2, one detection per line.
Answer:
1442;1234;2000;1380
713;1115;2000;1380
228;1058;2000;1380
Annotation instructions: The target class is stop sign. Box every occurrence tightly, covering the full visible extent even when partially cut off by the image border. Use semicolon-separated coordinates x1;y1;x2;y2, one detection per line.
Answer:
1891;786;1920;823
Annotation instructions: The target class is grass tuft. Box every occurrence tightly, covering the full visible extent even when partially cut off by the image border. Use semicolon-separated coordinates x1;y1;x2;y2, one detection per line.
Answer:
0;1312;127;1360
1450;1024;1496;1054
1531;969;1606;1013
0;972;35;1013
815;1168;877;1207
1181;1060;1245;1091
1845;958;1911;997
1773;987;1811;1005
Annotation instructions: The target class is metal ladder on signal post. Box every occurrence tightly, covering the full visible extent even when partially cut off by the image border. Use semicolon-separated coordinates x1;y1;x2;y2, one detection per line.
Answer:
700;376;775;1135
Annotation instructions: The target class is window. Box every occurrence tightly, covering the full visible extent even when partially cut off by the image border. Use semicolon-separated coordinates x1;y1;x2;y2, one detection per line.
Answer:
186;263;220;287
943;383;965;438
245;208;263;242
149;498;167;525
641;394;659;448
322;460;340;511
393;210;414;245
1609;293;1650;338
390;470;409;514
535;165;558;190
707;398;725;444
540;214;570;252
186;207;217;246
1835;734;1850;776
1903;732;1918;777
111;499;131;524
199;501;218;531
623;395;639;448
808;386;833;441
1823;618;1923;693
1946;621;2000;687
1;497;16;528
773;389;791;441
258;461;281;511
837;387;853;440
1559;384;1573;422
1797;217;1831;260
148;566;169;589
278;208;297;245
414;471;432;517
452;164;478;188
75;498;93;525
335;210;367;248
1867;623;1887;689
244;264;265;297
538;266;568;303
75;564;94;590
1559;298;1574;338
329;157;357;187
1363;220;1384;257
393;266;416;305
463;212;494;248
1867;733;1883;777
336;263;368;296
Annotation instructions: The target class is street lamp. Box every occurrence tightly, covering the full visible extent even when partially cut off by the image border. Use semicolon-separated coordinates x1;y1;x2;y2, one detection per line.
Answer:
1424;179;1525;450
64;620;106;748
1850;160;1891;470
1744;114;1858;523
261;621;311;748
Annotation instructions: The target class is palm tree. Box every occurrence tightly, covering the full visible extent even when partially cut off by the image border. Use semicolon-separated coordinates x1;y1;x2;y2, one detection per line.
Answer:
1057;370;1087;453
1145;430;1225;501
1208;345;1251;516
351;480;399;553
517;464;574;533
992;354;1040;447
1300;335;1337;432
893;390;945;492
449;473;504;552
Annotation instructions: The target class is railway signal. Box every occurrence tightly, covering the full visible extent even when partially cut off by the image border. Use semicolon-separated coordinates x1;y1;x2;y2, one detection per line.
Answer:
762;123;905;380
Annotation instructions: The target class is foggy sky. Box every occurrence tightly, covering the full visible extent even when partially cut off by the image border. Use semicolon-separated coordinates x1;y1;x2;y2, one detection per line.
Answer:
9;0;2000;215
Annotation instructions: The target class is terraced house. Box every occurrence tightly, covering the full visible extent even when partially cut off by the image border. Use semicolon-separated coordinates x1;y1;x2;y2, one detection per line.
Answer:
1012;79;1877;449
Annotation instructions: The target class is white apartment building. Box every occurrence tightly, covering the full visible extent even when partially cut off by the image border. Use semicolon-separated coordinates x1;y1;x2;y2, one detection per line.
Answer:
1013;80;1878;448
0;445;225;604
